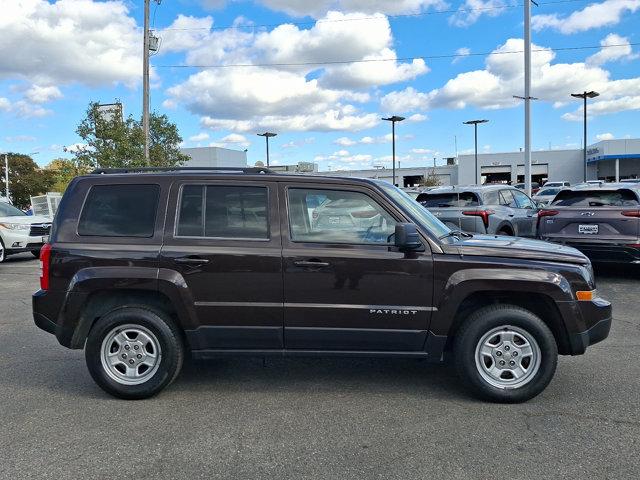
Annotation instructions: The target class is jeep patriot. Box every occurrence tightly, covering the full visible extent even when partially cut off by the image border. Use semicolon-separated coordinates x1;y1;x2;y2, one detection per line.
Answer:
33;167;612;402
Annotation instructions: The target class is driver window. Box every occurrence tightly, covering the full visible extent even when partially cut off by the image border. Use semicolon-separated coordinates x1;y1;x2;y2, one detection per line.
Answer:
288;188;397;244
512;190;535;209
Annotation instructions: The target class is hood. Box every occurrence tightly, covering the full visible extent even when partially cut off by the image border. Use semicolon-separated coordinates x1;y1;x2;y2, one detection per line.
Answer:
0;215;52;225
442;234;589;265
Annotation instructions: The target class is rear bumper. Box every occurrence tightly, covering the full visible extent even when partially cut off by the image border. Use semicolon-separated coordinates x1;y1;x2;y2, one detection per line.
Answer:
32;289;76;348
569;298;612;354
541;238;640;264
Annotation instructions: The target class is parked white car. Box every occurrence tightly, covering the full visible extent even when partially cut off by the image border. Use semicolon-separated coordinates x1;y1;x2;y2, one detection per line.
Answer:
543;181;571;188
0;202;51;262
532;186;565;206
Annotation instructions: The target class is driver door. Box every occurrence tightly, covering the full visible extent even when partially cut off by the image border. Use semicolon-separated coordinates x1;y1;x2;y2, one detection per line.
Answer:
280;182;434;352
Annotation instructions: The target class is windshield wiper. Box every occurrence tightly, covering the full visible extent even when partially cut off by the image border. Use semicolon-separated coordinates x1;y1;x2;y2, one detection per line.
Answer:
438;230;473;240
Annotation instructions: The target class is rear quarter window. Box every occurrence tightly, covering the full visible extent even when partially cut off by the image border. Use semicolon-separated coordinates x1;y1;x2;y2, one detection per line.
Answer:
551;189;639;207
77;184;160;237
417;192;479;208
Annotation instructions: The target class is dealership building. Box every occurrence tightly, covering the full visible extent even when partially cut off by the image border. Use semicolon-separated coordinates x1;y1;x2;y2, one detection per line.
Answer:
180;139;640;187
322;138;640;187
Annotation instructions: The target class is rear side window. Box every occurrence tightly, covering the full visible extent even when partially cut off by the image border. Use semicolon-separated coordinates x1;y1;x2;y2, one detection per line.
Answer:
78;184;159;237
551;189;639;207
176;185;268;239
417;192;479;208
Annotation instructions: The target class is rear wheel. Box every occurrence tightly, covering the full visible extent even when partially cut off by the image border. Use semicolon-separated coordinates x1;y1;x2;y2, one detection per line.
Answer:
85;307;184;399
497;227;513;236
454;305;557;403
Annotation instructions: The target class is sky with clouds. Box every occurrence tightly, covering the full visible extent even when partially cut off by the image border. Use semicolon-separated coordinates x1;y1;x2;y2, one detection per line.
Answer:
1;0;639;171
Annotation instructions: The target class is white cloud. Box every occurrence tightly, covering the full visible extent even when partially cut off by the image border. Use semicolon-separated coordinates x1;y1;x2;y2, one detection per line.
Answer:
0;0;141;87
5;135;37;142
257;0;446;18
334;137;358;146
381;86;432;112
411;148;434;154
282;137;315;148
63;142;89;153
382;38;640;120
407;113;428;122
24;85;63;104
189;133;210;142
596;133;615;141
0;98;10;111
532;0;640;34
452;47;471;64
587;33;636;65
450;0;508;28
164;12;426;133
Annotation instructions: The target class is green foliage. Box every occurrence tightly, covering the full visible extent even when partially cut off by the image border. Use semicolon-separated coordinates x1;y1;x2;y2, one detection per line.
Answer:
0;154;54;209
72;102;189;169
46;158;91;193
422;170;442;187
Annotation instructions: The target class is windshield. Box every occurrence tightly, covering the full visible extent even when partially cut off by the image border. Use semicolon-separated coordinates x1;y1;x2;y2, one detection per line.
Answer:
537;188;561;196
377;182;451;239
0;202;26;217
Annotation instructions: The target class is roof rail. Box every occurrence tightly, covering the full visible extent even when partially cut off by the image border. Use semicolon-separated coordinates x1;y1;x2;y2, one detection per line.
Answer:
90;166;275;175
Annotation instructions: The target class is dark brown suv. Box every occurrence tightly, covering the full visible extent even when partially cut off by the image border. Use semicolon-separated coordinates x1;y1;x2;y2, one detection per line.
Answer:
33;167;612;402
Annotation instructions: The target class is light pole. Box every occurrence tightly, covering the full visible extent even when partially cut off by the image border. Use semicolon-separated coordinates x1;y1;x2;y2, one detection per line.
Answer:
3;153;8;203
571;91;600;182
257;132;277;167
382;116;405;186
463;119;488;184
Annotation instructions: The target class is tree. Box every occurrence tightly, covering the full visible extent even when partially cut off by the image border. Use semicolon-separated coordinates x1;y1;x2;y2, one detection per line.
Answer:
421;170;442;187
0;154;54;209
73;102;189;169
46;158;90;193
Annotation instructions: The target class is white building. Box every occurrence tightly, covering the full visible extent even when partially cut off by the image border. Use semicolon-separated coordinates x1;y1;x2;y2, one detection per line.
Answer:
314;139;640;187
180;146;247;168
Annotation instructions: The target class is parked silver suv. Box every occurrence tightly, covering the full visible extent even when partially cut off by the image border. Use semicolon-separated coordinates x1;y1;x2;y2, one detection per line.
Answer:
417;185;538;236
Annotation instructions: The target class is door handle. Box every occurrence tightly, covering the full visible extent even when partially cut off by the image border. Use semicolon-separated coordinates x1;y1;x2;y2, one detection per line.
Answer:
294;260;330;268
175;256;210;265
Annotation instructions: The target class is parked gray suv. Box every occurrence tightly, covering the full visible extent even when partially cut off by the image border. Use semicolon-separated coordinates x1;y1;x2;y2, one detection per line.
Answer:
538;184;640;263
417;185;538;236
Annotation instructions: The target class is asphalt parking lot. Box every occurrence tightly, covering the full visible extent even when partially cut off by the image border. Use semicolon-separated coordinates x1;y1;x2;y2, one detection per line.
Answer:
1;253;639;479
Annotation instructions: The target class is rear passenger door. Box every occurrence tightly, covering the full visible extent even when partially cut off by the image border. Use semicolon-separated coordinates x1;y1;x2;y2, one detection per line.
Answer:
160;180;283;351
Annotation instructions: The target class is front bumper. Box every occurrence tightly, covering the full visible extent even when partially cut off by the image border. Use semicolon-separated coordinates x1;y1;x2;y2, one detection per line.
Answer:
1;230;46;253
569;297;612;354
541;238;640;264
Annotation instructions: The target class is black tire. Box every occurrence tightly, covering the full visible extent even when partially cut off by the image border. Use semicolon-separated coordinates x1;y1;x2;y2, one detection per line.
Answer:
453;305;558;403
0;237;6;263
31;249;41;259
497;227;513;236
85;307;184;399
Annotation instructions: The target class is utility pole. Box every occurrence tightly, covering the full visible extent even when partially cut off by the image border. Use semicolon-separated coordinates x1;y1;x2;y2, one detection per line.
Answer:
257;132;277;167
3;153;8;203
524;0;532;197
382;116;405;186
143;0;150;164
571;91;600;182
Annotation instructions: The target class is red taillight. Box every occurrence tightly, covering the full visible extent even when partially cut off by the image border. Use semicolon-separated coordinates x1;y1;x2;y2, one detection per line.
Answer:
537;209;559;229
462;209;494;229
621;210;640;217
39;243;52;291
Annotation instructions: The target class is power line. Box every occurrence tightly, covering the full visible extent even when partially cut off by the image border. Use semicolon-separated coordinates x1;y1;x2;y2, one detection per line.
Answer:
153;42;640;69
159;0;589;31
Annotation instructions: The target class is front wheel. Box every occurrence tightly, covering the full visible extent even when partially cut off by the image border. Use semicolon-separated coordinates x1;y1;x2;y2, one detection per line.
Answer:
85;307;184;399
454;305;558;403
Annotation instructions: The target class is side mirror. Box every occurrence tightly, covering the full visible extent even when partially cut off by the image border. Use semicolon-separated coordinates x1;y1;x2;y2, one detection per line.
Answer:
394;223;423;251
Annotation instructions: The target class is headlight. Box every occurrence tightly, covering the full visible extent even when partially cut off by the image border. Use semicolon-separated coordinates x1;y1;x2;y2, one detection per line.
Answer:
0;223;30;231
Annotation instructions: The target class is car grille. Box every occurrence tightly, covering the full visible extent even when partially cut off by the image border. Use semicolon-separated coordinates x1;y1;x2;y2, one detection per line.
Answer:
29;223;51;237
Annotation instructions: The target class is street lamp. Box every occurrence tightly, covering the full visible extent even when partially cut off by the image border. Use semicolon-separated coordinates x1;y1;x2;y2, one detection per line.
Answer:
463;119;489;184
382;116;405;186
571;91;600;182
257;132;277;167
